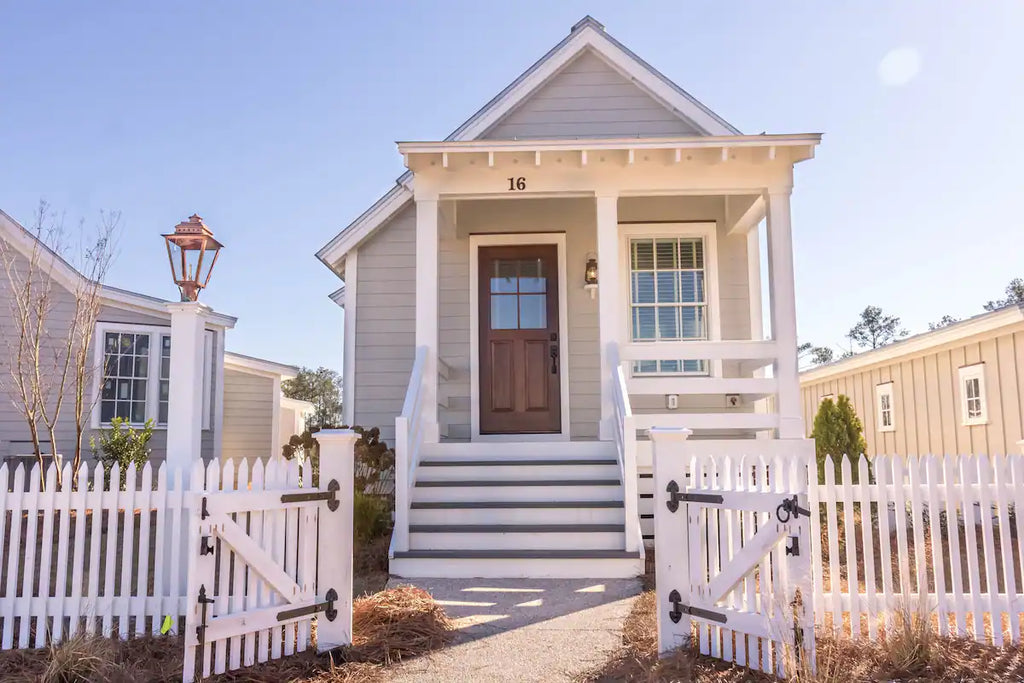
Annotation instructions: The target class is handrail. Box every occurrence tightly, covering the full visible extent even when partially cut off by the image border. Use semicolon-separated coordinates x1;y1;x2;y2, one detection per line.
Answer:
609;344;642;556
391;346;428;556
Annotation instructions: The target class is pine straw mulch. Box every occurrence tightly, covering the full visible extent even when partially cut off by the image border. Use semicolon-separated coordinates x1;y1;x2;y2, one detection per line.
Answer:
0;586;455;683
578;591;1024;683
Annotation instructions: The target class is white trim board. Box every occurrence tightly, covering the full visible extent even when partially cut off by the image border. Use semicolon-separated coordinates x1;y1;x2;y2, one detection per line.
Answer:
343;249;358;427
469;232;571;442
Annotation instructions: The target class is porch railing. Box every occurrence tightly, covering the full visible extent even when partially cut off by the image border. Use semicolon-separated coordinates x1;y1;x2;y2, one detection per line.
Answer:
391;345;429;555
609;344;642;555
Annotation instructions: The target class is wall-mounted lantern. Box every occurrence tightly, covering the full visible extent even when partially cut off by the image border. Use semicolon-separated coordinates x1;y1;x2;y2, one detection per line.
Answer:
584;253;598;299
162;214;223;302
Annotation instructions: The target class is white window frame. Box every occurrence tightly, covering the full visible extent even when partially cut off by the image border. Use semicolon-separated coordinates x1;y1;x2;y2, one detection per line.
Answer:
958;363;988;426
619;222;721;378
91;322;213;430
875;382;895;433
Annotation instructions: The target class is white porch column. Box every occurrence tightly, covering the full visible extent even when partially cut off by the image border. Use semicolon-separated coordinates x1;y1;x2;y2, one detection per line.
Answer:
415;195;440;442
596;191;621;440
765;187;803;438
166;302;210;471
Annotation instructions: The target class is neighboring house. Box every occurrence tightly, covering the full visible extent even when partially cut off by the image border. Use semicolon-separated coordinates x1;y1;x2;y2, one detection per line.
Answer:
222;352;313;460
801;305;1024;457
0;209;298;468
318;16;819;577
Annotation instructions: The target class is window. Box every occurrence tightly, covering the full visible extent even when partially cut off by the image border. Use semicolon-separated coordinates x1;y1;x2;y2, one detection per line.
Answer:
958;364;988;425
629;236;707;375
158;335;171;425
876;382;895;433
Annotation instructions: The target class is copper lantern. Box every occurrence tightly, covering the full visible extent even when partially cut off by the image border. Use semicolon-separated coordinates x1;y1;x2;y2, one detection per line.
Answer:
162;214;223;302
584;255;598;285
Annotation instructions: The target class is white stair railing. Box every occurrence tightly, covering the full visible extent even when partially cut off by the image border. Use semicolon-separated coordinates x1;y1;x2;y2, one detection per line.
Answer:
391;346;429;555
609;344;642;555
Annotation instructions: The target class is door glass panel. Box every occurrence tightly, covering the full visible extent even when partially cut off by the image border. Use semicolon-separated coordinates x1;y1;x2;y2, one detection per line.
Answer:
518;295;546;329
491;294;518;329
518;258;546;293
491;261;518;293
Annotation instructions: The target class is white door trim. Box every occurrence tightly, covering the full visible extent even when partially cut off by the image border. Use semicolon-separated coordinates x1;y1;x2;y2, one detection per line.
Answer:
469;232;571;442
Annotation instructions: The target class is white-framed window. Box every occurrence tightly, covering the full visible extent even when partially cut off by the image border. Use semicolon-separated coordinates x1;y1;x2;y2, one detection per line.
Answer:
627;234;709;376
93;323;214;429
958;364;988;426
875;382;895;433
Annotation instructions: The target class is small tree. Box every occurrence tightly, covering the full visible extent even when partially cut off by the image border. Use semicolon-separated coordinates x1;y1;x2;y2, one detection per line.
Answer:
848;305;907;350
983;277;1024;311
281;366;343;429
810;395;868;484
90;417;154;489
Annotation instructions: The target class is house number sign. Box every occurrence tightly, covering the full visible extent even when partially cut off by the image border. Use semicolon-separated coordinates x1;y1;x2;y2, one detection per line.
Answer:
507;177;526;191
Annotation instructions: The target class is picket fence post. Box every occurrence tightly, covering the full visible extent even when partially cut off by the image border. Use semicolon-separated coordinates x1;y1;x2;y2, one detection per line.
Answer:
315;429;358;653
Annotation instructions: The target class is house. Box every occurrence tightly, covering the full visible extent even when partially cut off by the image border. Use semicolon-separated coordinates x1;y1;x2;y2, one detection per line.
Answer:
801;305;1024;457
0;209;302;468
318;16;819;577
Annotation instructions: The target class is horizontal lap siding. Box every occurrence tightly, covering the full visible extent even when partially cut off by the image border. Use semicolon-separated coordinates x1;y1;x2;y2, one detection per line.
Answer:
800;325;1024;457
482;50;702;140
221;369;274;460
354;204;417;444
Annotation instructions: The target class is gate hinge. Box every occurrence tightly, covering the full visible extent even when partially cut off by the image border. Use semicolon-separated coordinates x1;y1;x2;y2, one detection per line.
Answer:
667;589;727;625
776;495;811;523
200;536;215;555
280;479;341;512
276;588;339;623
665;481;724;513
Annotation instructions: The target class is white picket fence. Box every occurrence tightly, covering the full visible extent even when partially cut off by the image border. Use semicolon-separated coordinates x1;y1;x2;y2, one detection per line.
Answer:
0;429;357;683
812;452;1024;645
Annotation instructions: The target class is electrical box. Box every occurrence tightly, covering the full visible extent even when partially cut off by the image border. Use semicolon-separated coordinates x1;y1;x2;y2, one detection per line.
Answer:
666;394;679;410
726;394;741;408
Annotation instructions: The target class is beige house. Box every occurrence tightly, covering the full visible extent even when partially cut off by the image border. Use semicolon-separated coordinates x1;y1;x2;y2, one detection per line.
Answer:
800;305;1024;457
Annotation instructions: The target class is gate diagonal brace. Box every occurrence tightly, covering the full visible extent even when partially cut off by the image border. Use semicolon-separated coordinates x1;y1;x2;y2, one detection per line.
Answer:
277;588;339;622
668;589;727;625
280;479;341;511
665;480;724;513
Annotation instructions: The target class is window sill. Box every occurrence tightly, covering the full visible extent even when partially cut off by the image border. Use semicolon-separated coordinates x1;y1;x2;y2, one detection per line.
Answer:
878;426;896;434
962;418;989;427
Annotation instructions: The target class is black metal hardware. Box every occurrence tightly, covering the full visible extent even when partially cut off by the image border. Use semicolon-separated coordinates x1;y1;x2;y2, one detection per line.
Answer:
550;344;559;374
200;497;210;520
194;583;216;678
276;588;339;623
200;536;215;556
668;589;727;625
786;536;800;557
666;480;724;513
281;479;340;512
776;495;811;523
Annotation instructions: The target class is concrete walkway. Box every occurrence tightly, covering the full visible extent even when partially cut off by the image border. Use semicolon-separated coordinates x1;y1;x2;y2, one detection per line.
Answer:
385;577;642;683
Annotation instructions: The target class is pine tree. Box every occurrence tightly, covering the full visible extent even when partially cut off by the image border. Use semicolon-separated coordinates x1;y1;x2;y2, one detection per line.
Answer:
810;395;868;484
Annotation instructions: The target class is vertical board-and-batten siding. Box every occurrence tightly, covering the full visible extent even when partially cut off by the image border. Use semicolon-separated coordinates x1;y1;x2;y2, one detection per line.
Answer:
482;49;703;139
801;326;1024;457
353;205;417;444
221;368;275;460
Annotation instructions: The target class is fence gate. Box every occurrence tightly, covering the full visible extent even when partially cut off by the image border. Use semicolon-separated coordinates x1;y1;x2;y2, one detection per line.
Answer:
183;431;356;682
651;432;815;678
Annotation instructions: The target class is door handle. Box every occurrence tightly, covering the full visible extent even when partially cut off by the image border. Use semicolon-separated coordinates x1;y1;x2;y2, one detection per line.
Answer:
550;344;559;374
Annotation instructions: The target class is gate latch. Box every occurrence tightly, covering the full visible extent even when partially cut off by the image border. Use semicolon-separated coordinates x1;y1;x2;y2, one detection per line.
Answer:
667;589;727;624
776;495;811;523
280;480;341;512
665;481;725;513
276;588;339;623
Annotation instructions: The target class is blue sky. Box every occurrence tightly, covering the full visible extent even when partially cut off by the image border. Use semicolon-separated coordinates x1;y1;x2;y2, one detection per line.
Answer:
2;2;1021;370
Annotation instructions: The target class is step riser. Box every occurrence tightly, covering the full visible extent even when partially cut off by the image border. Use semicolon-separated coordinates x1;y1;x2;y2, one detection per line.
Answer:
409;531;625;551
413;485;623;503
409;507;625;526
417;464;620;481
389;556;644;579
421;442;616;459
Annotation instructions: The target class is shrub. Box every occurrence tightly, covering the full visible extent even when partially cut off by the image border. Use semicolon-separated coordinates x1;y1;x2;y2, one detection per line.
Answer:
354;491;393;543
811;395;868;484
90;417;153;489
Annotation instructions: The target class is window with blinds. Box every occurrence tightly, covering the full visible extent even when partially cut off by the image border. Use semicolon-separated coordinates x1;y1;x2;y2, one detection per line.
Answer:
629;236;708;375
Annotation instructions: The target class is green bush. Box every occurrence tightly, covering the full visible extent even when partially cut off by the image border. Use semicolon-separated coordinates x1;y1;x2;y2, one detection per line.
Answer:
90;418;154;489
353;491;392;543
810;395;868;485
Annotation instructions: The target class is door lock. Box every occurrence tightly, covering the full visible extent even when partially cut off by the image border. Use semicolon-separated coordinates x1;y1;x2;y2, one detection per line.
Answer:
550;344;559;374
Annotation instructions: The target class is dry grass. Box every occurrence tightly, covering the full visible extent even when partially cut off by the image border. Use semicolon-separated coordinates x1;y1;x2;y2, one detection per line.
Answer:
583;589;1024;683
0;586;455;683
352;534;391;598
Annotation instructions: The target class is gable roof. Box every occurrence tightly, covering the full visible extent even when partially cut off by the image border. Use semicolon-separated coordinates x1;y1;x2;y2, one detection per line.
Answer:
799;304;1024;384
316;15;741;273
0;208;237;328
224;351;300;379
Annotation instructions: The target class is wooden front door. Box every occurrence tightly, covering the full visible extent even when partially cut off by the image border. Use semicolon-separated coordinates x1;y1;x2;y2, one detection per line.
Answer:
478;244;561;434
